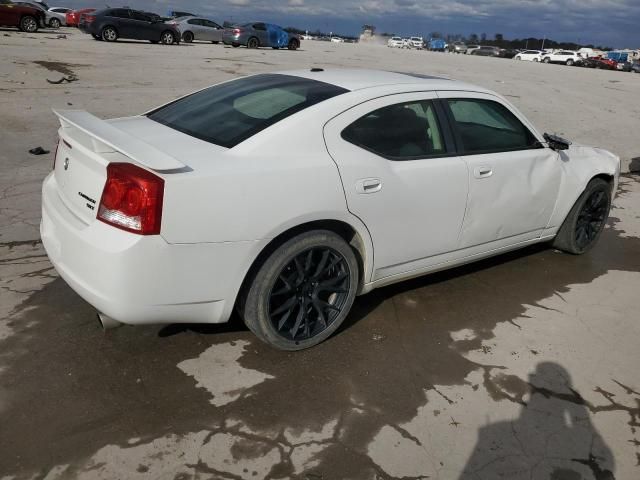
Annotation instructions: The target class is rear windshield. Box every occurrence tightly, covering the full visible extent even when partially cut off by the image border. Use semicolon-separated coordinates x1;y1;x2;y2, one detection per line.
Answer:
148;74;348;148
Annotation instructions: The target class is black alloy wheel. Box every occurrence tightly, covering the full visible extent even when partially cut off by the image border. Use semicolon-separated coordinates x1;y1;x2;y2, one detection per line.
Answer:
575;189;608;250
268;247;351;342
247;37;259;49
183;31;194;43
553;178;611;255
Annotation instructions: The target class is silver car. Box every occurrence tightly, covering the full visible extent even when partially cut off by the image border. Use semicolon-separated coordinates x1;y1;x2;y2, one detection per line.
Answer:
169;16;223;43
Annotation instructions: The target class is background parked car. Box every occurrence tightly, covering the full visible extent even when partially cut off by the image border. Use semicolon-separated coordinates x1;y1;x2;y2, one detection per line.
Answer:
466;44;480;54
81;8;179;44
542;50;582;66
409;36;423;49
223;22;300;50
498;48;518;59
0;0;45;32
448;41;468;54
470;46;500;57
387;36;403;48
428;38;446;51
13;1;57;27
168;16;223;43
631;62;640;73
514;50;543;62
47;5;68;26
65;7;93;27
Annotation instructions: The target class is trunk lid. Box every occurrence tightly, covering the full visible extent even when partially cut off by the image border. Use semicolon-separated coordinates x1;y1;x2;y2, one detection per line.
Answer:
52;109;187;225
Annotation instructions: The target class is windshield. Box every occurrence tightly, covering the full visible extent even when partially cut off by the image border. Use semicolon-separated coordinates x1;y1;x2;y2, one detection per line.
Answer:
148;74;348;148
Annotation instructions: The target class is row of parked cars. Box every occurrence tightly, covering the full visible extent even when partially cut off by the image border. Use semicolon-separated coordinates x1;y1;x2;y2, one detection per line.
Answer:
0;1;302;49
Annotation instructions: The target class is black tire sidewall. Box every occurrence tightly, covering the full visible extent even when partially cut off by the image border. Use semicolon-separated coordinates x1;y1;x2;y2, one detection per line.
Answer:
20;15;37;32
248;37;259;48
554;178;611;254
243;230;359;350
102;26;117;41
183;31;193;42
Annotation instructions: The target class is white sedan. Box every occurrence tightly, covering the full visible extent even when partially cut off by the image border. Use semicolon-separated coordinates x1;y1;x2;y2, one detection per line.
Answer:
41;69;620;350
514;50;543;62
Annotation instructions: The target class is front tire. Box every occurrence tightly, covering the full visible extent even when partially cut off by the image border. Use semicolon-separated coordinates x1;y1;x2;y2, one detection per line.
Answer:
19;15;38;33
543;57;551;63
242;230;359;351
553;178;611;255
101;26;118;42
288;39;299;50
49;18;61;28
566;59;574;66
182;31;194;43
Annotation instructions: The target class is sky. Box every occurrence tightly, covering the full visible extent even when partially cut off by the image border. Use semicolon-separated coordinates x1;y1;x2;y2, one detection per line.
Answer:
57;0;640;48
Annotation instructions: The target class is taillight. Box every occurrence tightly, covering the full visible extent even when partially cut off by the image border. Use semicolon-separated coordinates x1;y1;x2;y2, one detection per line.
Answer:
97;163;164;235
233;28;241;34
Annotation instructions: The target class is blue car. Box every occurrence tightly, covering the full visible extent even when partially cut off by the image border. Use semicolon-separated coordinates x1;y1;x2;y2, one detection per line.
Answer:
222;22;300;50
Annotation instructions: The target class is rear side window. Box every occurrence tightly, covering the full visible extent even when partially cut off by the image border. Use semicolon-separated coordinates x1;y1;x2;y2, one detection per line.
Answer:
148;74;348;148
109;9;130;18
446;99;538;154
342;100;446;160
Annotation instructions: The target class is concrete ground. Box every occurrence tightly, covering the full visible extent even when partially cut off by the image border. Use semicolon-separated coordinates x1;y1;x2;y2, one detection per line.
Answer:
0;28;639;480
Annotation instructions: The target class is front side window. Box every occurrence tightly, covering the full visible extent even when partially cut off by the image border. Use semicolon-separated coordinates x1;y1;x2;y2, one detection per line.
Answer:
148;74;348;148
342;100;446;160
446;98;538;154
130;11;151;22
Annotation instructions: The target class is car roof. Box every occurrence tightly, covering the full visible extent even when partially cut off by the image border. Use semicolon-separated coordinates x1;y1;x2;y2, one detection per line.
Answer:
275;69;480;92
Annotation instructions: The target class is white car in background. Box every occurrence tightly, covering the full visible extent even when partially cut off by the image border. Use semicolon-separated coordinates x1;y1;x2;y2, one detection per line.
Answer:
514;50;543;62
41;69;619;350
387;36;403;48
543;50;582;66
330;36;344;43
48;6;70;27
466;44;480;54
409;36;424;49
166;16;224;43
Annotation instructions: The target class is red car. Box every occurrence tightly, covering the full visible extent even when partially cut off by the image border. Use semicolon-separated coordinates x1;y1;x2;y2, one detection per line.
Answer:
65;8;95;27
585;57;618;70
0;0;46;32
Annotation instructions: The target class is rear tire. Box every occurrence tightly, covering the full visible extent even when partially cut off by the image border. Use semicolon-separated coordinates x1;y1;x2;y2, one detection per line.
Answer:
232;43;240;48
101;26;118;42
182;31;193;43
247;36;259;49
288;39;299;50
543;57;550;63
552;178;611;255
566;59;574;66
161;30;176;45
241;230;359;351
19;15;38;33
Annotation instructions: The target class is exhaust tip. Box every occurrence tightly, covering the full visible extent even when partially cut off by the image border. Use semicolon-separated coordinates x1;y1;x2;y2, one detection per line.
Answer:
97;312;122;330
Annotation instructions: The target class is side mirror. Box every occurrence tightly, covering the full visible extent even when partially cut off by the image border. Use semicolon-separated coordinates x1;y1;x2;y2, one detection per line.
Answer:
544;132;571;151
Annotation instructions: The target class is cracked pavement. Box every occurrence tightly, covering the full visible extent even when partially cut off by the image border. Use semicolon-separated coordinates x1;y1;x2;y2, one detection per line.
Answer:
1;29;639;480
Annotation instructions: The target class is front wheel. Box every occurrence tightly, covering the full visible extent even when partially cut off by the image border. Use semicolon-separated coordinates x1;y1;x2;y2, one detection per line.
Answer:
101;26;118;42
182;31;193;43
543;57;550;63
49;18;61;28
552;178;611;255
242;230;359;350
19;15;38;33
566;59;574;66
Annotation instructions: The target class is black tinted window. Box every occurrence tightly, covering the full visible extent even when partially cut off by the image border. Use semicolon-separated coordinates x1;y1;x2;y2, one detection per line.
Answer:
148;74;348;148
253;23;266;30
446;99;538;154
130;11;151;21
108;9;130;18
187;18;201;25
342;101;446;160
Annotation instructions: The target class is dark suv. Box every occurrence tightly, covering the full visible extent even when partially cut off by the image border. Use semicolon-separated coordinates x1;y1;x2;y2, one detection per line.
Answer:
0;0;45;32
80;8;179;44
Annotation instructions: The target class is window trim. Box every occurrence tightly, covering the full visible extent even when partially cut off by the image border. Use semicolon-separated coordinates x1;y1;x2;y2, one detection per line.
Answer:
340;98;457;162
440;97;544;156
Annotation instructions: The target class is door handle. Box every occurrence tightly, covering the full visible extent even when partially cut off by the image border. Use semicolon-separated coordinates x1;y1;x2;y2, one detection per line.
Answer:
355;178;382;194
474;166;493;179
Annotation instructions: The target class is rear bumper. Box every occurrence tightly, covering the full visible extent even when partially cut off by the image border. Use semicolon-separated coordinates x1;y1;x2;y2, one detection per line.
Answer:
41;172;264;326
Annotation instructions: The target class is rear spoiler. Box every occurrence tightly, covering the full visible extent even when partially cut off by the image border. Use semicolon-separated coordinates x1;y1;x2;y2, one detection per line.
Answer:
53;109;187;172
